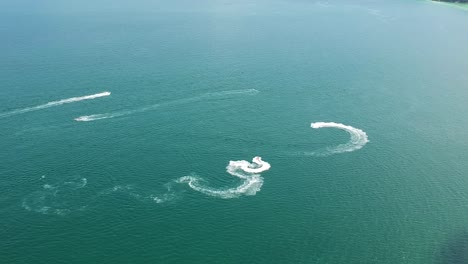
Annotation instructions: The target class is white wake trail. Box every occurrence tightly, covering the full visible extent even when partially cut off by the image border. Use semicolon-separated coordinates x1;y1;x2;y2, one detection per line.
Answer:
0;92;111;119
177;156;271;199
75;89;259;122
309;122;369;155
75;112;126;122
74;104;161;122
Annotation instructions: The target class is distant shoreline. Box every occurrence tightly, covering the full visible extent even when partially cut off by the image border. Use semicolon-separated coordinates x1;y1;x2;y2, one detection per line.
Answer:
429;0;468;10
430;0;468;10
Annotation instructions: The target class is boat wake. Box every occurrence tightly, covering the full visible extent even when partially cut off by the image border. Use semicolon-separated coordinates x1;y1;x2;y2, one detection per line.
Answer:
101;183;179;204
22;177;180;216
307;122;369;156
74;104;160;122
22;177;90;216
0;92;110;119
75;89;259;122
177;156;271;199
22;156;271;216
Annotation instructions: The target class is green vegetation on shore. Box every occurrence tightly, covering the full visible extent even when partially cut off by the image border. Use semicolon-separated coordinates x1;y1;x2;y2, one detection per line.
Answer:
431;0;468;10
432;0;467;3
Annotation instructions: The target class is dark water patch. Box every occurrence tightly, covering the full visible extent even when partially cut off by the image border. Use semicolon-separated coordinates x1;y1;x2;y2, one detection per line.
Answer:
439;231;468;264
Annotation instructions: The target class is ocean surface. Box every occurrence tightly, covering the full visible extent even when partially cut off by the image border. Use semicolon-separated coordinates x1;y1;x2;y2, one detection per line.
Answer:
1;0;468;263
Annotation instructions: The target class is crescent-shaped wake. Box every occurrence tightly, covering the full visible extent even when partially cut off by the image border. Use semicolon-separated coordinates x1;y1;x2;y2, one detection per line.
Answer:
309;122;369;155
177;156;271;199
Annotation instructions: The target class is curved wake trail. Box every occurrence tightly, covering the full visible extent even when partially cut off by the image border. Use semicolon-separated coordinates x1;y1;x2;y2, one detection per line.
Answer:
177;156;271;199
21;155;269;216
308;122;369;156
75;89;259;122
0;92;111;119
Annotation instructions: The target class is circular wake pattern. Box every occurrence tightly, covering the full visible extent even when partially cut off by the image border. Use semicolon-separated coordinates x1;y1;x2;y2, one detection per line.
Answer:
310;122;369;156
22;178;178;215
22;177;89;216
177;156;271;199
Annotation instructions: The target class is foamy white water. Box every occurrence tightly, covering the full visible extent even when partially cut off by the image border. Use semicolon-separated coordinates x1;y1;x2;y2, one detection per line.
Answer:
74;104;160;122
0;92;110;119
309;122;369;155
75;113;120;122
75;89;259;122
177;156;271;199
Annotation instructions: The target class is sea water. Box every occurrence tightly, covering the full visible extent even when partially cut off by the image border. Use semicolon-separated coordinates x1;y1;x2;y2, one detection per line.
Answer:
1;0;468;263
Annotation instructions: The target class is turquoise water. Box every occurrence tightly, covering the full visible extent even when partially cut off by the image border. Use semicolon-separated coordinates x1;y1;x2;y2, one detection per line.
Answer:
2;0;468;263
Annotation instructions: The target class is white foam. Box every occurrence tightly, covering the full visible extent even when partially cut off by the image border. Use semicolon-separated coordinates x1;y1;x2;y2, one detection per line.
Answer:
74;104;161;121
177;156;271;199
42;184;54;190
75;113;116;122
235;156;271;174
23;176;179;215
22;177;89;216
75;89;259;122
64;177;87;189
211;89;260;97
0;92;110;119
101;183;177;204
310;122;369;155
150;193;176;204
